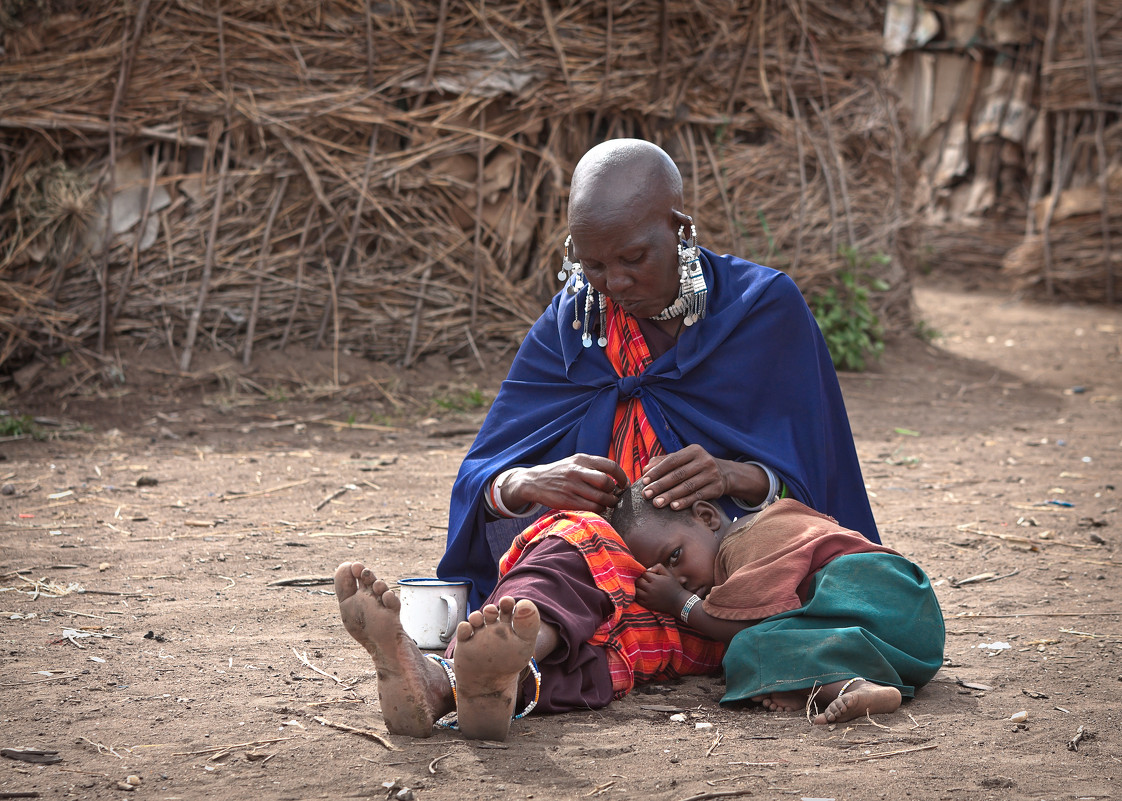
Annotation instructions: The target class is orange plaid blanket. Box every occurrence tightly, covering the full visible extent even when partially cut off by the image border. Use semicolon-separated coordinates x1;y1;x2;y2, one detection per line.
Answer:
499;510;725;698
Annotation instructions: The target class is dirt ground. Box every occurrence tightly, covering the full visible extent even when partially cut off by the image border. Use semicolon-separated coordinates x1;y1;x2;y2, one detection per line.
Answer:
2;282;1120;801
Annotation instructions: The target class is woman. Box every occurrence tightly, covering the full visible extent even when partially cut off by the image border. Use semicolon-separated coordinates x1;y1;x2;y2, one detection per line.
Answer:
336;139;878;741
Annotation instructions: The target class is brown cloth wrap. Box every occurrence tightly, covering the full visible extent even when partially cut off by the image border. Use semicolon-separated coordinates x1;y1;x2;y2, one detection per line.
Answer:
703;498;902;622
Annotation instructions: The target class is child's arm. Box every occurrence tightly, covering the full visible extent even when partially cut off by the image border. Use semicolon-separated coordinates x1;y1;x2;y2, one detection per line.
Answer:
635;566;754;645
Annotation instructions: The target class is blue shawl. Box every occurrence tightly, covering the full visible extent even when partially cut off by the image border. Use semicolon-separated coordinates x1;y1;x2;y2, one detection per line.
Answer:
438;249;879;609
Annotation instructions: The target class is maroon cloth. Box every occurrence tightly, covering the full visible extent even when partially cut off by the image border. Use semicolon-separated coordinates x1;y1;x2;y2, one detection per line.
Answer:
475;536;616;712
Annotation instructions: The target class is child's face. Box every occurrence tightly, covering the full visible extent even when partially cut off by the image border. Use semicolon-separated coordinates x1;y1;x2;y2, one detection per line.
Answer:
627;517;719;599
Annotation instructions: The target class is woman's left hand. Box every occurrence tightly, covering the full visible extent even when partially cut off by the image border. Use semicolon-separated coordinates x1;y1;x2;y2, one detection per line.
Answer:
639;444;729;510
640;444;771;511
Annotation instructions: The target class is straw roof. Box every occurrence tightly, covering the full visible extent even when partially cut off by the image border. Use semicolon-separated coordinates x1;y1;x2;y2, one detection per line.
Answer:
1;0;916;373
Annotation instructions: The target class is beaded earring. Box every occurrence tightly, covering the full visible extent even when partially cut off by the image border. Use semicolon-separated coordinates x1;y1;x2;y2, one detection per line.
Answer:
558;234;586;332
676;221;707;326
560;234;608;348
651;219;708;325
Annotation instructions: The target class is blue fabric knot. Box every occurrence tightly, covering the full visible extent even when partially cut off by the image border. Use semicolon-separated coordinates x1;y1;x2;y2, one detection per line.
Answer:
617;375;643;398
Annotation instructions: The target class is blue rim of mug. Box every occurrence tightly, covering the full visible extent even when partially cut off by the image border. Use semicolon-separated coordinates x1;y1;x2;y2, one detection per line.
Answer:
395;578;470;587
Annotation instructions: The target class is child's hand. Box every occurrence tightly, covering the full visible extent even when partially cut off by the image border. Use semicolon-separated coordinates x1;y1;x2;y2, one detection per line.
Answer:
635;564;689;616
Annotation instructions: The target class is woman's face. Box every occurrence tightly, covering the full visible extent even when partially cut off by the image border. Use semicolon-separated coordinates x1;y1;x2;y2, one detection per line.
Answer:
568;204;684;319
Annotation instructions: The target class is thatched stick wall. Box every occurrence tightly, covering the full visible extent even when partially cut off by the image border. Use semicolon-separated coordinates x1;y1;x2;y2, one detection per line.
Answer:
1;0;915;373
1003;0;1121;303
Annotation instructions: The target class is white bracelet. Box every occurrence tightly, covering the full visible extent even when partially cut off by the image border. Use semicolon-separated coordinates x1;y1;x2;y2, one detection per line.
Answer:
488;468;541;518
680;594;702;624
732;461;780;512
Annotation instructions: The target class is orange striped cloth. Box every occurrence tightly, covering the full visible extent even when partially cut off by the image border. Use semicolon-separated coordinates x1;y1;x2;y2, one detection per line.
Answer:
604;299;665;481
499;510;725;698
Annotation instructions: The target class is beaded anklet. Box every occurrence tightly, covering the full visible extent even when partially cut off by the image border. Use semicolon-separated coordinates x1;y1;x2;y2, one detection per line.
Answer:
426;654;459;729
836;677;864;697
424;654;542;731
512;657;542;720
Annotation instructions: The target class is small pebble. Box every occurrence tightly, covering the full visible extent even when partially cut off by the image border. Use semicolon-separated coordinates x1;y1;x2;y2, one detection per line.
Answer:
1;483;14;495
1010;711;1029;723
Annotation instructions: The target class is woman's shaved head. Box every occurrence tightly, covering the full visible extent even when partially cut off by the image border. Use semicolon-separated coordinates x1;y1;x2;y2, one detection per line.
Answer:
568;140;684;230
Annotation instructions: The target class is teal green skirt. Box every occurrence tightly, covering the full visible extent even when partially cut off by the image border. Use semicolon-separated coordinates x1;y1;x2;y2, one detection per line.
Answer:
721;553;945;704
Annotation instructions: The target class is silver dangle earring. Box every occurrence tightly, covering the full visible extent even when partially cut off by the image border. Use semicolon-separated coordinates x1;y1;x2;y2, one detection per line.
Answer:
677;221;707;326
559;234;584;330
597;291;608;348
582;287;596;348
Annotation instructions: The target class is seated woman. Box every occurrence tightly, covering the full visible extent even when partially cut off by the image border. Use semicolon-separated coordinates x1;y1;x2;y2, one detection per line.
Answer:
335;138;880;740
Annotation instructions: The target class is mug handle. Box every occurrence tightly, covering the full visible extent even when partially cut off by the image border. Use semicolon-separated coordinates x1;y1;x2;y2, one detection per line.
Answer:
438;594;460;643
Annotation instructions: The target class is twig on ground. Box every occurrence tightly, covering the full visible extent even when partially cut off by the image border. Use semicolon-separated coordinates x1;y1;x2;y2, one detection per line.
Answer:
77;737;123;759
267;576;334;587
428;752;452;774
1058;628;1106;638
172;736;297;757
0;674;79;687
864;711;892;730
314;485;353;511
706;774;767;785
804;681;822;723
292;647;348;685
705;731;723;757
949;569;1021;587
677;789;754;801
841;743;937;762
307;529;402;538
220;480;309;502
1068;725;1092;751
584;781;616;797
955;611;1121;619
311;716;394;750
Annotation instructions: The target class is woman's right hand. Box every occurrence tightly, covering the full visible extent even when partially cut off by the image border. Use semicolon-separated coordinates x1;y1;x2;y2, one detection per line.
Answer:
501;455;629;515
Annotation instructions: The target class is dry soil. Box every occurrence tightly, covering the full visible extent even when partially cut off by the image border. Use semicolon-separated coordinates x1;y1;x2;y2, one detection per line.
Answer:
1;283;1120;801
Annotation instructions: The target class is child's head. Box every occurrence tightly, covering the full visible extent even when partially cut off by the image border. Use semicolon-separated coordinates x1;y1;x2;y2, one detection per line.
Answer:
610;483;722;599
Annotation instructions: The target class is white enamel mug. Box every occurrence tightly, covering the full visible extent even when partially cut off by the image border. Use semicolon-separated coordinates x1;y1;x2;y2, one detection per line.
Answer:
396;578;470;650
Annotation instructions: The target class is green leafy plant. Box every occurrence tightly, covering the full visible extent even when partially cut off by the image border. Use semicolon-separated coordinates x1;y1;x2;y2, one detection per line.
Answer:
434;388;487;413
811;246;889;372
914;319;940;344
0;413;42;439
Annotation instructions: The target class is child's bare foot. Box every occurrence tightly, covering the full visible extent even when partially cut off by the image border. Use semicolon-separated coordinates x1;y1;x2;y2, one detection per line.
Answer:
334;562;453;738
452;596;540;741
751;690;808;712
813;680;902;725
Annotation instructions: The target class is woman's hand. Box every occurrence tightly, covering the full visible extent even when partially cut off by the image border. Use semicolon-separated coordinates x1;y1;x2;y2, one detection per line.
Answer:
635;564;690;616
640;445;770;510
501;454;629;515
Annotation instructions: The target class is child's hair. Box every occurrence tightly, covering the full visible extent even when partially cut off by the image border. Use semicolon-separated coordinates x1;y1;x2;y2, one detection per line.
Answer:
609;482;686;545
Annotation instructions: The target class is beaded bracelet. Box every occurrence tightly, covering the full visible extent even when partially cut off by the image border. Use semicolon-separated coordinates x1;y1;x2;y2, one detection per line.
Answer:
680;594;702;624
